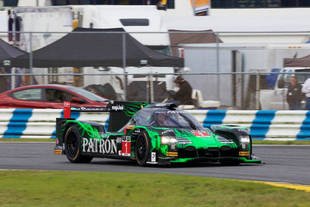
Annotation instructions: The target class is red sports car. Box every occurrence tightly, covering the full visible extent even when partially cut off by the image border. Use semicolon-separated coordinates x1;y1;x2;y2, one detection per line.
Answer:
0;84;109;108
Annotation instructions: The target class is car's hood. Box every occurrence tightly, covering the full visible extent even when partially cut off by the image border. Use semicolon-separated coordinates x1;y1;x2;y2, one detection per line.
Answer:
151;127;235;148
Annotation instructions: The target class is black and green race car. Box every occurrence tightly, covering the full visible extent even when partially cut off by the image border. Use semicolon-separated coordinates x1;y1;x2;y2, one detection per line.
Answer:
54;102;261;166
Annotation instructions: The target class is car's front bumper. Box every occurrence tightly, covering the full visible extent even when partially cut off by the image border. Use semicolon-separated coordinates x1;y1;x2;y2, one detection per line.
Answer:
157;146;261;164
158;156;261;164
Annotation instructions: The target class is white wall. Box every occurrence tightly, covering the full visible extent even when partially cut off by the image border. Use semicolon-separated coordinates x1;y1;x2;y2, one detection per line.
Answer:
73;5;170;46
18;0;51;7
183;43;310;107
15;7;72;51
183;46;232;106
164;8;310;31
0;11;7;39
163;8;310;43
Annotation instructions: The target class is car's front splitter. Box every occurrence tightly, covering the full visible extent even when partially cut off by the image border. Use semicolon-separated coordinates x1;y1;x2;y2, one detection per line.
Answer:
159;156;262;164
239;157;262;164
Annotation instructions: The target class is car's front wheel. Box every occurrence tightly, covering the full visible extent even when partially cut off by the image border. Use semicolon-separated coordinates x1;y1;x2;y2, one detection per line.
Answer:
64;125;93;163
135;132;150;166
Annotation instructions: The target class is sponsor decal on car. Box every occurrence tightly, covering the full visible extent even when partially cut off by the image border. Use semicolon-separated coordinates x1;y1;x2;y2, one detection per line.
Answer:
111;104;124;111
121;136;131;156
71;107;108;112
191;130;209;137
82;138;117;154
146;152;158;164
151;152;156;162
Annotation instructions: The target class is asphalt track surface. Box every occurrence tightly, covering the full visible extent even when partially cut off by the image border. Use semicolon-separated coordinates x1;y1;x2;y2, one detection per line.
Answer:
0;143;310;185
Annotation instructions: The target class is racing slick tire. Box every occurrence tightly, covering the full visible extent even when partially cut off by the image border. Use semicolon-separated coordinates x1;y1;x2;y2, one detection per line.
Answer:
135;131;151;166
64;125;93;163
216;132;241;166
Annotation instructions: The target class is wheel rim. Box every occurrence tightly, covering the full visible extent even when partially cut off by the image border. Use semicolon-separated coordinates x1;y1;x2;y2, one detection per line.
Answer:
66;131;78;158
136;137;146;161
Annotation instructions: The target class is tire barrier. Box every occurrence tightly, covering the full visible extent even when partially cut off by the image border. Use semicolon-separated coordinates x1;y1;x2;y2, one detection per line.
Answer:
0;109;309;140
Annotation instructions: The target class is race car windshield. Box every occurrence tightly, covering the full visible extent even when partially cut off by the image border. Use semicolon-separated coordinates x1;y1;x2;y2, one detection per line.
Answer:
133;108;204;130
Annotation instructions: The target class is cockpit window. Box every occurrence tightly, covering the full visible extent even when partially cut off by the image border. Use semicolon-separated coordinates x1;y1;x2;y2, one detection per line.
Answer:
133;108;204;130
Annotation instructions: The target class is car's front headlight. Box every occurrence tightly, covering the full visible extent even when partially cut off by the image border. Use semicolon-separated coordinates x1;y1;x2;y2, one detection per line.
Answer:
240;136;250;151
240;136;250;143
161;136;178;145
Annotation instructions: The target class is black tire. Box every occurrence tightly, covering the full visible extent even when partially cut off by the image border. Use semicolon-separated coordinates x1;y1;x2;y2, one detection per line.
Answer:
135;132;150;166
215;132;241;166
249;136;253;159
64;125;93;163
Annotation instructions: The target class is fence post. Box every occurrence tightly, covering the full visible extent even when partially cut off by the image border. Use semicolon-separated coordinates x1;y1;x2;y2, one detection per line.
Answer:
10;68;15;89
29;32;33;84
255;71;260;109
149;73;154;103
122;32;128;100
216;32;220;101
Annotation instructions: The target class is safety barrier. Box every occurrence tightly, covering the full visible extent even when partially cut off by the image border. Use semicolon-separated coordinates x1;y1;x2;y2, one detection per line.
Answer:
0;109;109;139
201;110;310;140
0;109;309;140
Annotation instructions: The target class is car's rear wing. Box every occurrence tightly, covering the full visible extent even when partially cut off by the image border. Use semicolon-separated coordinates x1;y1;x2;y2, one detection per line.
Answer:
63;101;148;132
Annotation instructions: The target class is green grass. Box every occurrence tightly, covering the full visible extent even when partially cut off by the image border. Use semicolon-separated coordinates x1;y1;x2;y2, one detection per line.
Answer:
0;171;309;207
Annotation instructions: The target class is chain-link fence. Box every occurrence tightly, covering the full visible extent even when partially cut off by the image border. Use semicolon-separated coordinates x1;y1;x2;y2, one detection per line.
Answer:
1;30;310;110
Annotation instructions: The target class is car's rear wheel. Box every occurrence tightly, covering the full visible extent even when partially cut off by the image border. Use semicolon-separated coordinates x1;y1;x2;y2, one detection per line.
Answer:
135;132;150;166
64;125;93;163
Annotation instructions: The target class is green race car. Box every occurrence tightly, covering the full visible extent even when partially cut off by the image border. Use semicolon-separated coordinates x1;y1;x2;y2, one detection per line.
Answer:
54;102;261;166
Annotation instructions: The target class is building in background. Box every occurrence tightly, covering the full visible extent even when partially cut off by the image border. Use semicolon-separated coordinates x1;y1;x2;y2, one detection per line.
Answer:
1;0;310;108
